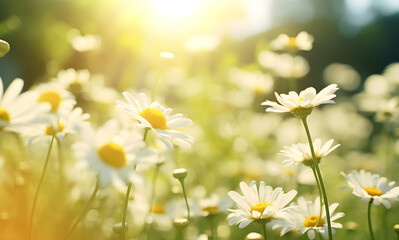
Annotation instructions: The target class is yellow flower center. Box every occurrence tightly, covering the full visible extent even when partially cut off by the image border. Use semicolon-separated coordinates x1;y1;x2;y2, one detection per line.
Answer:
363;187;383;196
139;108;167;130
151;204;166;214
38;91;62;112
45;123;65;135
304;215;324;227
97;142;127;168
288;37;297;47
202;206;220;215
0;107;10;122
250;202;272;215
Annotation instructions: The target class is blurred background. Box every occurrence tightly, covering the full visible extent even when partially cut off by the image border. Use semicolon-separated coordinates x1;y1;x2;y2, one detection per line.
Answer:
1;0;399;89
1;0;399;239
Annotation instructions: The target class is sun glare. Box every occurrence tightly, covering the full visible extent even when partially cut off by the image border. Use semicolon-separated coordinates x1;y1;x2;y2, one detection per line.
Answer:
152;0;203;19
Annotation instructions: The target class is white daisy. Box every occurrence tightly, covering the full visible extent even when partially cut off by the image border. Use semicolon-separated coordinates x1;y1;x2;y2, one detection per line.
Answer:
73;119;146;187
258;51;309;79
30;82;76;115
374;97;399;122
227;181;297;228
147;203;173;230
198;194;232;217
116;92;194;150
261;84;339;118
0;78;49;131
273;197;344;239
20;107;90;143
55;68;91;92
341;170;399;208
270;31;314;52
280;139;340;168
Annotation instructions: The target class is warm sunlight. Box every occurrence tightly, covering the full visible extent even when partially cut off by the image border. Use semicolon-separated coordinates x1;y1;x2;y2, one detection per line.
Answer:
151;0;203;19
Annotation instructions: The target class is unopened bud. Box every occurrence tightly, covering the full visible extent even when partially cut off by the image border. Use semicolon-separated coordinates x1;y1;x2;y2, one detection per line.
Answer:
173;217;189;229
345;221;358;231
112;222;128;234
173;168;187;181
0;40;10;57
245;232;264;240
394;224;399;235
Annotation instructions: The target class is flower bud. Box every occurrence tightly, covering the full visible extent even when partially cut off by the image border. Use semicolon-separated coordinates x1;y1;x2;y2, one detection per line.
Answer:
173;217;189;229
394;224;399;235
345;221;358;231
0;39;10;57
245;232;264;240
173;168;187;181
112;222;128;234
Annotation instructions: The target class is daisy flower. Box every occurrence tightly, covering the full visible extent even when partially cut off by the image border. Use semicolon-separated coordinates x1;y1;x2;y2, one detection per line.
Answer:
55;68;91;93
227;181;297;228
280;139;340;168
198;194;232;217
270;31;314;52
258;51;309;79
273;197;344;239
30;82;76;114
147;203;173;230
261;84;339;118
341;170;399;208
20;107;90;143
73;119;147;187
0;78;49;131
116;92;194;150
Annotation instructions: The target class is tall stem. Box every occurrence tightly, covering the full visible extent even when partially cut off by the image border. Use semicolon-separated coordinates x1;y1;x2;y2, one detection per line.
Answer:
261;223;268;240
179;180;190;219
368;199;375;240
301;117;333;240
311;167;323;226
28;134;56;240
175;229;183;240
121;182;132;240
142;164;161;239
64;180;100;240
207;215;217;240
143;128;149;142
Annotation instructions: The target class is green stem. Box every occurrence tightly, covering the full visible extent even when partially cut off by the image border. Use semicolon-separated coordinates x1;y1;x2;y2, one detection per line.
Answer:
179;180;190;219
311;167;324;226
28;134;56;240
208;215;217;240
176;229;183;240
143;128;149;142
301;117;333;240
56;136;65;185
142;164;161;239
261;223;268;240
368;199;375;240
121;182;132;240
64;180;100;240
